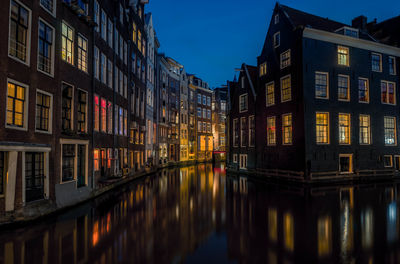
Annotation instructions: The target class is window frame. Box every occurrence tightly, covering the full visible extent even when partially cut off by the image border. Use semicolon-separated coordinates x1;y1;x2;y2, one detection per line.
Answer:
260;62;267;77
40;0;56;16
77;89;88;133
266;81;275;106
77;33;88;73
282;113;293;145
338;74;350;102
359;114;371;145
338;113;351;145
61;82;74;131
273;32;280;48
384;116;397;146
239;93;248;113
61;20;74;65
371;52;382;72
37;18;55;77
384;155;393;168
358;77;369;103
316;112;329;145
280;74;292;103
35;89;53;134
315;72;329;99
381;80;396;105
267;116;276;146
249;115;255;147
389;56;396;75
280;49;291;69
6;78;29;131
339;154;353;174
337;46;349;66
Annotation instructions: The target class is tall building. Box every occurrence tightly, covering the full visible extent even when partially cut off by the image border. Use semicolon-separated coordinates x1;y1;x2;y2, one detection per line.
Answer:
228;3;400;180
179;68;189;163
213;87;228;161
188;75;198;162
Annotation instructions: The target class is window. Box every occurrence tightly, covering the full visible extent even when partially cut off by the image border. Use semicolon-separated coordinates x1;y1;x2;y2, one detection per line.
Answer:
241;117;247;147
371;53;382;72
282;113;292;145
107;101;112;134
7;81;27;128
77;34;88;72
36;91;51;132
338;75;350;101
9;0;30;63
107;18;113;47
239;154;248;170
40;0;55;14
339;154;353;173
25;152;45;202
132;22;137;44
381;81;396;105
273;32;280;48
267;116;276;146
38;20;53;75
281;75;291;102
207;96;211;106
62;83;73;131
138;30;142;53
119;107;123;135
233;154;238;163
337;46;349;66
274;14;279;24
197;107;201;118
233;119;239;147
203;95;206;105
359;115;370;145
94;95;99;131
94;0;99;32
384;155;393;167
114;29;119;56
101;9;106;40
107;59;113;88
124;109;127;136
203;109;206;119
94;46;99;79
77;90;87;133
101;53;106;84
280;50;291;69
239;94;248;112
198;121;202;132
260;62;267;76
265;82;275;106
249;116;255;147
61;22;74;64
315;72;328;99
316;112;329;144
339;113;351;145
358;78;369;103
101;98;106;133
207;109;211;119
389;56;396;75
384;116;397;146
93;149;100;171
62;144;75;182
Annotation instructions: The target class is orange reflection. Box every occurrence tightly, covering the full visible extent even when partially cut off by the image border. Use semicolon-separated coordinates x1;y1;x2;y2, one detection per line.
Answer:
92;221;99;246
268;208;278;243
318;216;332;257
283;212;294;252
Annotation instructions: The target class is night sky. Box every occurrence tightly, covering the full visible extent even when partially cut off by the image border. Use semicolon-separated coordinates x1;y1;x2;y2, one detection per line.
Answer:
147;0;400;88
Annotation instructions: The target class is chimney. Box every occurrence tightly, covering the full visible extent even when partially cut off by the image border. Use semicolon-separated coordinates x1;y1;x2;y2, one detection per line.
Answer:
352;15;367;30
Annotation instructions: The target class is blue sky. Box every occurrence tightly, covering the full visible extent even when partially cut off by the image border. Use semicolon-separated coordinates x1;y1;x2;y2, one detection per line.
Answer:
147;0;400;88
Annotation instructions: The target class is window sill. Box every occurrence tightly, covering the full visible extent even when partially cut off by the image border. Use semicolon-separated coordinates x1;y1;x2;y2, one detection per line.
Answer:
35;129;52;135
37;68;54;78
60;179;77;185
5;125;28;131
8;54;30;67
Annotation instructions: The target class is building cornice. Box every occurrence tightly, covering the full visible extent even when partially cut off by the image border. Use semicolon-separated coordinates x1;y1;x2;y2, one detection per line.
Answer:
303;27;400;57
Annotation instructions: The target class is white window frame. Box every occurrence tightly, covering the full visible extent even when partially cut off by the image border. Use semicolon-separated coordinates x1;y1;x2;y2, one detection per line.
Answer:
359;114;371;145
59;139;89;186
381;80;397;105
77;33;88;73
280;74;292;103
337;46;349;66
338;74;350;102
40;0;56;17
77;88;88;133
358;77;369;103
239;93;248;113
389;56;396;75
280;49;291;69
266;81;275;106
8;0;32;66
35;89;53;134
239;154;248;170
371;52;382;72
233;154;238;163
315;72;329;99
5;78;29;131
37;17;55;77
338;113;351;145
315;112;330;145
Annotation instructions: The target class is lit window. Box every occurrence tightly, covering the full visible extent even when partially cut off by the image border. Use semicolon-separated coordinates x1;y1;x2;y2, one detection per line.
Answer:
381;81;396;105
384;155;393;167
94;95;99;131
339;113;351;145
359;115;370;145
260;62;267;76
36;91;51;132
101;98;106;132
77;34;88;72
282;113;292;145
266;82;275;106
9;0;30;63
273;32;280;48
38;20;53;74
62;83;73;131
61;22;74;64
384;116;397;146
267;116;276;146
316;112;329;144
337;46;349;66
7;81;26;128
281;75;291;102
280;50;291;69
241;117;247;147
77;90;87;133
389;56;396;75
93;149;100;171
249;116;255;147
239;94;248;112
338;75;350;101
315;72;328;99
138;30;142;53
233;119;239;147
371;53;382;72
358;78;369;103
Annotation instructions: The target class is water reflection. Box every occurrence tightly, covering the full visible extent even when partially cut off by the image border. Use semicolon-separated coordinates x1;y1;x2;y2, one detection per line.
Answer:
1;165;400;263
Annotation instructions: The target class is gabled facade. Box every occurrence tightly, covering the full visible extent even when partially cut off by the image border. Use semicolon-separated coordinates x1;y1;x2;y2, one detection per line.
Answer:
229;64;257;171
212;87;228;161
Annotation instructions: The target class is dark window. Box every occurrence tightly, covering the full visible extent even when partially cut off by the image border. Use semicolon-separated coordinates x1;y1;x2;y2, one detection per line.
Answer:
38;21;53;73
36;92;51;131
25;152;44;202
249;116;255;147
77;90;87;133
9;0;29;62
315;72;328;99
40;0;54;13
62;144;75;182
62;83;73;131
0;152;5;194
371;53;381;72
77;145;86;187
339;155;352;173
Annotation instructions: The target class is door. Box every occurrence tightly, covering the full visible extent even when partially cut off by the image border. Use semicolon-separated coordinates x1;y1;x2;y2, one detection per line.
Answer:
339;154;353;174
25;152;44;202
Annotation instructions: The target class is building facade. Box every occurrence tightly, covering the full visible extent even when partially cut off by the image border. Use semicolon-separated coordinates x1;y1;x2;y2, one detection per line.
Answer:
212;87;228;161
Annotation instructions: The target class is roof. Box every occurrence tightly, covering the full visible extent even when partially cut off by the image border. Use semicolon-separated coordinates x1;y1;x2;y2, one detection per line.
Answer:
369;15;400;47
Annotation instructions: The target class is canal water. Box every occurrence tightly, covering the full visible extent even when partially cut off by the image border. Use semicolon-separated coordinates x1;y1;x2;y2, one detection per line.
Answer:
0;163;399;263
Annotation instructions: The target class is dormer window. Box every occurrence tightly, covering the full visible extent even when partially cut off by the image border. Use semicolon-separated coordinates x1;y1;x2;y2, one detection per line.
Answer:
274;14;279;24
335;27;359;38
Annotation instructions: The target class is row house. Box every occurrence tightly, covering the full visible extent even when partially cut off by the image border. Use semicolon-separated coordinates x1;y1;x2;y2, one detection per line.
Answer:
229;64;257;170
212;87;228;161
179;68;189;163
228;3;400;180
188;75;197;162
156;55;169;166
